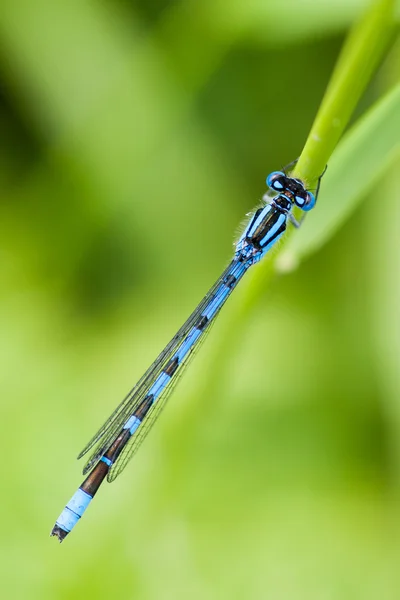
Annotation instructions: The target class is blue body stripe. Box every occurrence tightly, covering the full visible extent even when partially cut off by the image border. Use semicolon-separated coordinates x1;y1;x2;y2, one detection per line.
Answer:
148;371;171;400
231;262;248;279
261;231;285;255
247;205;272;238
201;261;247;321
101;456;113;467
123;415;141;434
259;212;286;246
202;285;230;320
176;327;202;361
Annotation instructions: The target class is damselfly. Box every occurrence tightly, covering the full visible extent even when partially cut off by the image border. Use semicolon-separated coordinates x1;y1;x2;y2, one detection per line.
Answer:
51;165;322;542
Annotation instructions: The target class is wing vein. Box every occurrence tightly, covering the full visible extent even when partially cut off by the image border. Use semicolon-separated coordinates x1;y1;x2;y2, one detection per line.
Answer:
78;259;239;477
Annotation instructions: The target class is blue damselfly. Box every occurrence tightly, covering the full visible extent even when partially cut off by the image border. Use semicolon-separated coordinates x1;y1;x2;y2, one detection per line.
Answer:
51;166;322;542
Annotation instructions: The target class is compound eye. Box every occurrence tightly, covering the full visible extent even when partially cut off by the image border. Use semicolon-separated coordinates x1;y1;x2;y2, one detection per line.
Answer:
266;171;286;191
303;191;316;212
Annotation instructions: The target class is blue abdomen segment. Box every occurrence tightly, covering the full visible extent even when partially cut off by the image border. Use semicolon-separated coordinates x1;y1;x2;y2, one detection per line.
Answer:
176;328;202;361
54;488;92;534
147;372;171;399
123;415;141;435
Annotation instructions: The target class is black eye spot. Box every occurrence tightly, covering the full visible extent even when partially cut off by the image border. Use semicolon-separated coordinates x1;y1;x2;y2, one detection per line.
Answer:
273;179;284;190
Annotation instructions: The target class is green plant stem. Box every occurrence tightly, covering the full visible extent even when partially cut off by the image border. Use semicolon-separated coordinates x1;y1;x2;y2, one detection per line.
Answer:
294;0;396;188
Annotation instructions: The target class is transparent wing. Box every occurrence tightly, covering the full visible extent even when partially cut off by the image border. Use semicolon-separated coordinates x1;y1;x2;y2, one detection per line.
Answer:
107;319;215;482
78;260;237;475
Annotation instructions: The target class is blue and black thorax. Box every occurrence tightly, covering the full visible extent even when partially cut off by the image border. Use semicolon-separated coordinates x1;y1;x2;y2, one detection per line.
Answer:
235;170;316;262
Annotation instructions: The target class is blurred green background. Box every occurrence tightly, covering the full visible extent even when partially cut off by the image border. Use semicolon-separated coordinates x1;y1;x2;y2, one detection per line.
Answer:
1;0;399;598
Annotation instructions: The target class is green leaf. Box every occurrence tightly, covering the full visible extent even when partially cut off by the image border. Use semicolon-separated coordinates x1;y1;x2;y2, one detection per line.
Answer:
295;0;397;188
280;82;400;267
206;0;373;46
